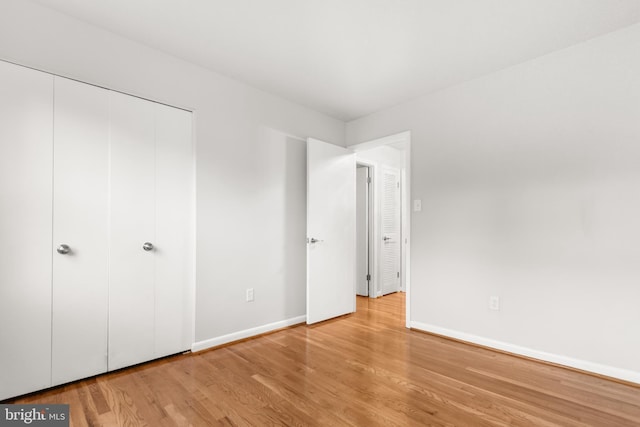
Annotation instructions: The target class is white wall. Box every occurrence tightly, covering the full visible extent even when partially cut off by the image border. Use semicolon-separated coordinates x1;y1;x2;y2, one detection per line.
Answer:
357;146;405;170
347;23;640;382
0;0;345;346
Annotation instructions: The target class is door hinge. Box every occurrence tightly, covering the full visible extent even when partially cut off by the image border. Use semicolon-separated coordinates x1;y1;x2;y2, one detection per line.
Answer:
367;177;371;184
366;274;371;281
397;182;400;188
397;272;400;278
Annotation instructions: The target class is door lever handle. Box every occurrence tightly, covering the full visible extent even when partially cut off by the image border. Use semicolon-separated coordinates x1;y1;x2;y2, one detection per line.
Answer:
383;236;391;241
308;238;324;244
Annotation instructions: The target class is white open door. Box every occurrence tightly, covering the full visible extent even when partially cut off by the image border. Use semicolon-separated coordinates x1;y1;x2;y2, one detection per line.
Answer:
307;138;356;324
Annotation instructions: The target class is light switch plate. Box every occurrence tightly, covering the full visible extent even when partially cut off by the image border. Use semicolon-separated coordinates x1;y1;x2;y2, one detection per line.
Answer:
413;199;422;212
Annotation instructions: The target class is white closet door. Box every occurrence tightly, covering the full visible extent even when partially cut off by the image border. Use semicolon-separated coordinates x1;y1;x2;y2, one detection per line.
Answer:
0;61;53;400
108;91;156;371
380;166;401;295
52;77;109;385
154;104;192;358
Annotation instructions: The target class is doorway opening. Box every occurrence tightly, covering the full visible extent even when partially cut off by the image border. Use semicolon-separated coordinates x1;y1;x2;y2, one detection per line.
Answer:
305;131;411;327
351;132;410;325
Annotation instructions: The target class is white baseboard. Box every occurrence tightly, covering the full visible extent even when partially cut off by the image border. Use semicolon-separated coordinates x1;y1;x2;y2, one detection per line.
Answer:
192;315;306;353
410;321;640;385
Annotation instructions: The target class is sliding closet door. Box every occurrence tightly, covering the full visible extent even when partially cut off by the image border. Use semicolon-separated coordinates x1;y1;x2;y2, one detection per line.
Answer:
0;61;53;400
154;104;192;358
109;91;156;370
52;77;109;385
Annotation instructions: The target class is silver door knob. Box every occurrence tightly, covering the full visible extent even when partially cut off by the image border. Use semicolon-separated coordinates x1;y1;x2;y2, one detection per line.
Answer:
142;242;154;251
56;244;70;255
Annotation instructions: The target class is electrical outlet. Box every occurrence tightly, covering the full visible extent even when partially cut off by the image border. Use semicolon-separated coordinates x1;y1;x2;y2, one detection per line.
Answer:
246;288;254;302
489;296;500;311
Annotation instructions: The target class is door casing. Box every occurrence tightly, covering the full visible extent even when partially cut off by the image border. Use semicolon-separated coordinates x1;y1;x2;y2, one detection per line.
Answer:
350;131;412;327
356;164;374;297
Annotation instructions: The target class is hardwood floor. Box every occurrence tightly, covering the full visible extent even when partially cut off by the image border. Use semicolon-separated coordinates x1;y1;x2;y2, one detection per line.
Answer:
8;293;640;426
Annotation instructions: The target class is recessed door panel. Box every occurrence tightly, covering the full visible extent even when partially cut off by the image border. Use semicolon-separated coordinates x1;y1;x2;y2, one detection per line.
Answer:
0;61;53;400
108;91;156;371
52;77;110;385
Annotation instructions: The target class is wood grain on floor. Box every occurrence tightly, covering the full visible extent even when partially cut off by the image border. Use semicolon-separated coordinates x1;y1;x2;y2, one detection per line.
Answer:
8;293;640;426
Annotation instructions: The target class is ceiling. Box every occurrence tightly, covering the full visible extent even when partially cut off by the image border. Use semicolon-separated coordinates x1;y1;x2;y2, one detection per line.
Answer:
31;0;640;121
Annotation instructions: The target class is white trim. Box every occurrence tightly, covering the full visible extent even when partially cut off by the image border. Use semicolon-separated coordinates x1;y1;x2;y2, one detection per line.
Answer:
355;162;374;298
403;138;411;328
411;321;640;385
356;160;378;298
191;315;306;353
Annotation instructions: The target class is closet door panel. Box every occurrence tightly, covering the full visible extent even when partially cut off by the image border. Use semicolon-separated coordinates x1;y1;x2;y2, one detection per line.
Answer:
108;91;156;371
0;61;53;400
52;77;109;385
154;104;192;357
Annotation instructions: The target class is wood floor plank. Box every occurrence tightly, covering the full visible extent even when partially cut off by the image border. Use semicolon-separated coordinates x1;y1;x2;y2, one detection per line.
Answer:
5;292;640;426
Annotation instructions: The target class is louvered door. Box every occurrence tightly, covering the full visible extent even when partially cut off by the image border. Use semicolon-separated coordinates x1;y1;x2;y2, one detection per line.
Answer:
380;166;401;295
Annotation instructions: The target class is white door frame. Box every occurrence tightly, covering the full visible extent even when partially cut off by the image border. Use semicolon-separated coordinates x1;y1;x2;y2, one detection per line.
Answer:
356;162;374;297
350;131;411;328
